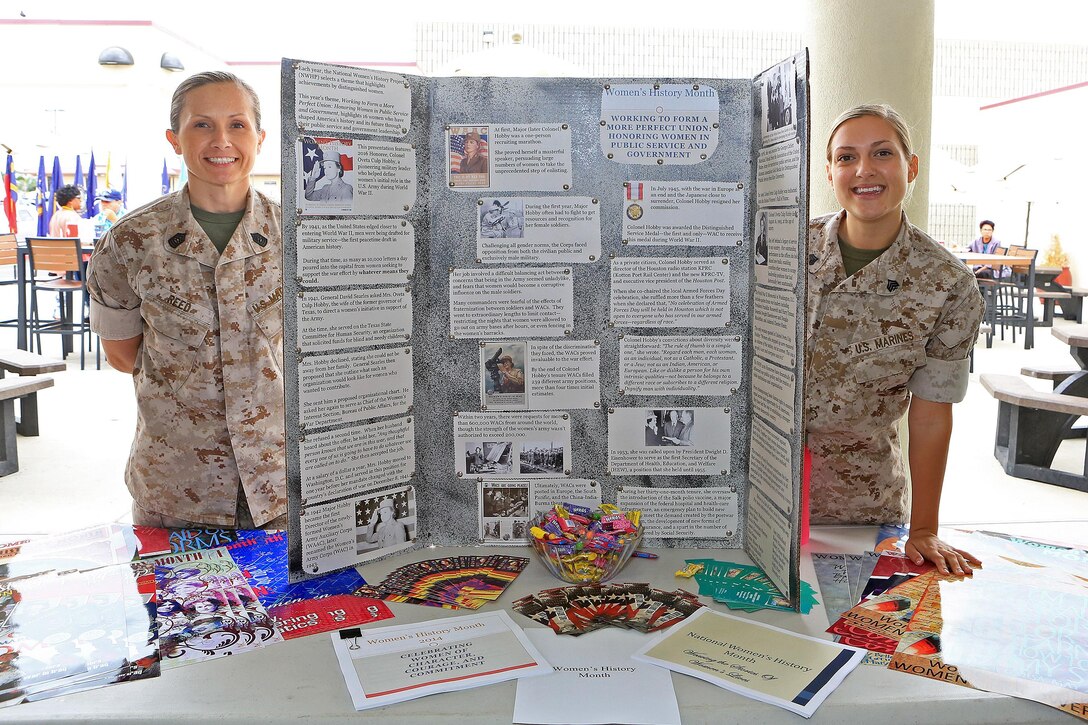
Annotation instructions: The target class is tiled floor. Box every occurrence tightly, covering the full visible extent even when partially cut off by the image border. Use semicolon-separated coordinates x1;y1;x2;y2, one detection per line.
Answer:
0;303;1085;541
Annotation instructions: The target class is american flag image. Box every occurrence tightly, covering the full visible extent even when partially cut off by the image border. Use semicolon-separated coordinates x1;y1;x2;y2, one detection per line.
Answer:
312;137;353;171
449;129;489;173
626;182;644;201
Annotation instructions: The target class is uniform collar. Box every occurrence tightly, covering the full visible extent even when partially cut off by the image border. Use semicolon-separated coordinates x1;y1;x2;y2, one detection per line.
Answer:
809;210;912;296
163;185;272;266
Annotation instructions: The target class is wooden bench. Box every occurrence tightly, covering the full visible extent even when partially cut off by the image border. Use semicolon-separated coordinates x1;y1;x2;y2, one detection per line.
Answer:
0;376;55;476
980;373;1088;493
0;349;65;436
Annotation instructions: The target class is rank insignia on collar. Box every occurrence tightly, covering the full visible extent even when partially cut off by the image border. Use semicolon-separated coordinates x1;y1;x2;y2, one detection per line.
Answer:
167;233;186;249
251;232;268;247
886;279;900;292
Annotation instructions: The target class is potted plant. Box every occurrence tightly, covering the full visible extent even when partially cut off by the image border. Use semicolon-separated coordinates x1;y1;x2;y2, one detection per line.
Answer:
1043;234;1071;286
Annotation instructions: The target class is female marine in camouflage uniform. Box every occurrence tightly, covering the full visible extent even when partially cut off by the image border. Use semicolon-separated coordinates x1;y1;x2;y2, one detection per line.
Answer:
806;104;983;575
88;72;285;529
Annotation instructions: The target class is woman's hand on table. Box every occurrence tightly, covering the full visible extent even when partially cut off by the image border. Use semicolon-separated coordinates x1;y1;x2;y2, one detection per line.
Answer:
905;530;980;576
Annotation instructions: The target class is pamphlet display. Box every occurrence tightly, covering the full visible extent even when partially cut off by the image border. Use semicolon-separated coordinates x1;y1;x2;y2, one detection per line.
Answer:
280;54;810;606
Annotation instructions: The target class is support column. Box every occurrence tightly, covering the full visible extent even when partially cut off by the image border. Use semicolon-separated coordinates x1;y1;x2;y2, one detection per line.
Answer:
803;0;935;228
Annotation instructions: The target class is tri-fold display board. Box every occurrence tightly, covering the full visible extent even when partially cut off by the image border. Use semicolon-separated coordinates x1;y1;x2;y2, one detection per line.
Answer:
280;52;810;606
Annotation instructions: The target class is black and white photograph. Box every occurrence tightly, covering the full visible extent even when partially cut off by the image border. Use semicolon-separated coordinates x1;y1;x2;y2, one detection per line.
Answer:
479;481;531;544
760;59;797;145
644;409;696;447
482;483;529;518
765;64;794;132
754;210;769;267
519;441;565;474
465;440;514;475
354;488;416;554
479;198;525;238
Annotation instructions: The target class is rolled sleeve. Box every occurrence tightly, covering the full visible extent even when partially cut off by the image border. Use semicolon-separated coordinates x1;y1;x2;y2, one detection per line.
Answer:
90;301;144;340
908;270;983;404
87;231;144;340
908;355;970;403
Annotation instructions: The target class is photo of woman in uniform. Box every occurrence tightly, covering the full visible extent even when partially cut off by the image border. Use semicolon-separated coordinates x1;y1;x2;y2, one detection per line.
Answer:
457;131;488;174
449;128;490;188
363;498;407;549
355;490;415;554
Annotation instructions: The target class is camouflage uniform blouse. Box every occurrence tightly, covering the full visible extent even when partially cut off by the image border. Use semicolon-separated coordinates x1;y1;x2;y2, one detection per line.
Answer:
87;187;285;527
805;212;983;525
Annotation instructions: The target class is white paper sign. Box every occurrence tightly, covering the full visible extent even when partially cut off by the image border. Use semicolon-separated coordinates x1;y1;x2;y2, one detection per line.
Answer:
297;288;412;352
616;486;739;538
745;486;793;598
753;207;800;290
297;219;414;286
455;411;572;479
611;257;729;328
756;138;802;207
300;417;415;504
751;358;796;434
332;611;552;711
600;84;720;165
753;285;798;367
295;62;411;138
748;416;794;515
514;628;681;725
619;335;741;396
450;268;574;338
607;407;730;476
621;181;743;246
477;196;601;264
298;347;413;428
300;484;417;574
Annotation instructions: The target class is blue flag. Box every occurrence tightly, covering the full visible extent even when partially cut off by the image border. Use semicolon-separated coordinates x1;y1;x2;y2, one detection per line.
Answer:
3;153;17;234
73;155;84;193
85;152;97;218
36;156;48;236
122;160;128;207
48;156;63;231
161;158;169;195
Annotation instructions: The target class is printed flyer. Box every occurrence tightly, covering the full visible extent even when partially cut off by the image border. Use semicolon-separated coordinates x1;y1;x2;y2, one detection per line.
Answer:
633;607;864;718
330;610;551;711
